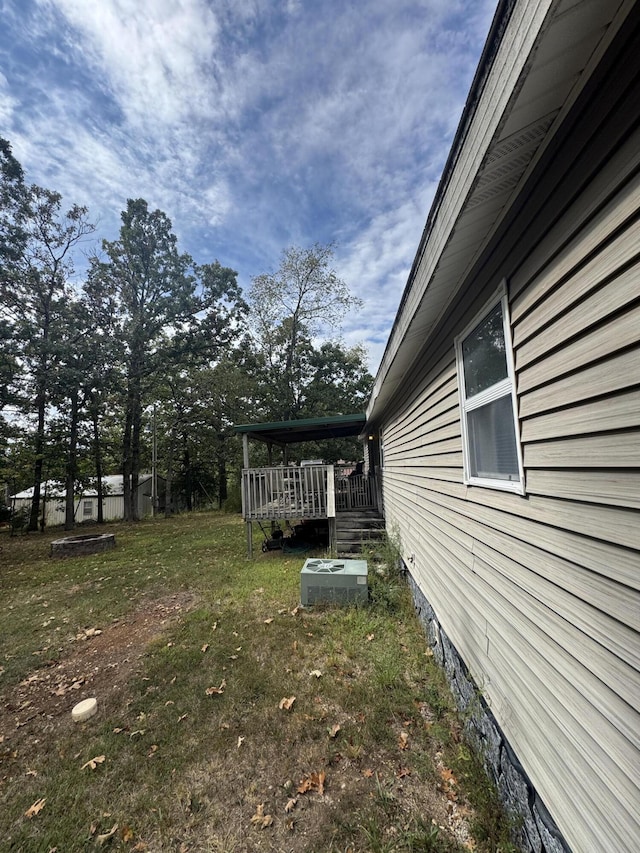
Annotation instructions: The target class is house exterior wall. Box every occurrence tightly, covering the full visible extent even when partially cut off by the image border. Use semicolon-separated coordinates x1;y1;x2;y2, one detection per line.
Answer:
377;23;640;853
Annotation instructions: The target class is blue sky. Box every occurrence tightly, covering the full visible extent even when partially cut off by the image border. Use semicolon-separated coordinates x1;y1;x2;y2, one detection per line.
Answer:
0;0;496;372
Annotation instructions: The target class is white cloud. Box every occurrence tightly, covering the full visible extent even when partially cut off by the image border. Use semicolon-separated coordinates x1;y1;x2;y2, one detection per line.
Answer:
3;0;498;374
37;0;222;128
0;71;17;126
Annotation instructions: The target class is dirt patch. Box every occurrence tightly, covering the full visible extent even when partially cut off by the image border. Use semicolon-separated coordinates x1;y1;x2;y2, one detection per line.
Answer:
0;591;197;752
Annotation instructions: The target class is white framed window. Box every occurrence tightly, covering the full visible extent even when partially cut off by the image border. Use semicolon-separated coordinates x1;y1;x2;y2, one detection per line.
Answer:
455;282;525;494
83;500;93;517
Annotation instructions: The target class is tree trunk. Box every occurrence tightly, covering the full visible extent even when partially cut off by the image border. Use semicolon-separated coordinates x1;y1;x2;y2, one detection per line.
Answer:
40;477;48;533
28;387;46;532
131;387;142;521
124;342;144;522
165;429;174;518
64;387;79;530
123;368;142;521
91;398;104;524
183;433;192;511
122;389;133;522
218;458;227;506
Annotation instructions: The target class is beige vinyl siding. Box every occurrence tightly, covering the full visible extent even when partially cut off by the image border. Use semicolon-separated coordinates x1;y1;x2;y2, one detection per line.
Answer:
383;479;638;853
380;95;640;853
525;469;640;508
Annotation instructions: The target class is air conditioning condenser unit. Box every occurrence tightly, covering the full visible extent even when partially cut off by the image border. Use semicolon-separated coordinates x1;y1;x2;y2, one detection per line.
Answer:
300;558;368;606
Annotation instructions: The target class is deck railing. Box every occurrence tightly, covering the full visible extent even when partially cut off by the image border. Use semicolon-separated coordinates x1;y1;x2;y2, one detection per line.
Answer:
334;465;377;511
242;465;335;520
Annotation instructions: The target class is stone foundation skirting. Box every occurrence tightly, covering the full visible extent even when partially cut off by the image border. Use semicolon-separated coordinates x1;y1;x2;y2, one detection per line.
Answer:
406;569;570;853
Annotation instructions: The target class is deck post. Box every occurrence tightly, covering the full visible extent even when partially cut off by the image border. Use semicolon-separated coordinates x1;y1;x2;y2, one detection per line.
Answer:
246;520;253;559
242;433;250;469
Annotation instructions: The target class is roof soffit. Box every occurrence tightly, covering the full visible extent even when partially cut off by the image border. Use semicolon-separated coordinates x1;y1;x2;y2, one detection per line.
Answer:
367;0;631;424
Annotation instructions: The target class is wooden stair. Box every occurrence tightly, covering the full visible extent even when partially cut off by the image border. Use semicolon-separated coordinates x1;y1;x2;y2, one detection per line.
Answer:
335;510;385;555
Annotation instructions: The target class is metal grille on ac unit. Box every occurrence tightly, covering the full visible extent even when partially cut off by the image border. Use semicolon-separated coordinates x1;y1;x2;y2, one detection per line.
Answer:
300;558;368;606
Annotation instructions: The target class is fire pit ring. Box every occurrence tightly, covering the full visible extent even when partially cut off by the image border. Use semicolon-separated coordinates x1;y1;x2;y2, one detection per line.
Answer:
50;533;116;558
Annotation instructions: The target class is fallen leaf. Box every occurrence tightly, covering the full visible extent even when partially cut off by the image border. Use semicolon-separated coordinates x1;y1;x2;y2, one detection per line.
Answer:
26;769;38;777
250;803;273;829
285;817;295;831
285;797;297;813
201;643;209;653
177;714;188;722
205;679;226;696
292;640;298;651
24;797;46;818
366;633;374;642
96;823;118;846
81;754;106;771
297;770;325;796
148;744;158;757
328;723;341;738
362;768;374;778
279;696;296;711
122;826;134;843
440;767;457;786
290;606;300;616
263;618;274;624
212;621;218;631
398;731;409;751
396;767;411;778
237;736;245;748
309;669;322;678
113;727;124;734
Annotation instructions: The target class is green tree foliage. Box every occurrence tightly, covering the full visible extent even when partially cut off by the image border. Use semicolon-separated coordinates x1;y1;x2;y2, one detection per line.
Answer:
0;183;94;530
248;243;365;421
0;139;29;444
0;138;29;272
88;199;244;520
1;141;375;527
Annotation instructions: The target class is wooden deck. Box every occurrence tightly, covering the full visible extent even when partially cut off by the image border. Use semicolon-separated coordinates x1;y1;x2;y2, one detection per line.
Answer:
242;465;336;520
242;465;379;521
242;465;380;557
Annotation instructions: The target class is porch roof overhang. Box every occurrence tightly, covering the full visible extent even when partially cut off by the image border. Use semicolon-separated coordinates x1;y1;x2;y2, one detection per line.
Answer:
234;413;366;447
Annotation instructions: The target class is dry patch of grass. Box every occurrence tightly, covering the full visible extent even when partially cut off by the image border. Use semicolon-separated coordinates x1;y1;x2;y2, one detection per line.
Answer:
0;515;514;852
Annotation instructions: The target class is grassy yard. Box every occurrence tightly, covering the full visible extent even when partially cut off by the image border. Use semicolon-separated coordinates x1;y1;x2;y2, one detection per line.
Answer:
0;513;514;852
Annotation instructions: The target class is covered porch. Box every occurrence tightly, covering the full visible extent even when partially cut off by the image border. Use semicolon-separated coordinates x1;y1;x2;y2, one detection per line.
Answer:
234;414;381;557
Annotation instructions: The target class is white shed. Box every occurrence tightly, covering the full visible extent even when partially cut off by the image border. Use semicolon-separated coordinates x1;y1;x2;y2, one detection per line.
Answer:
11;475;159;527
